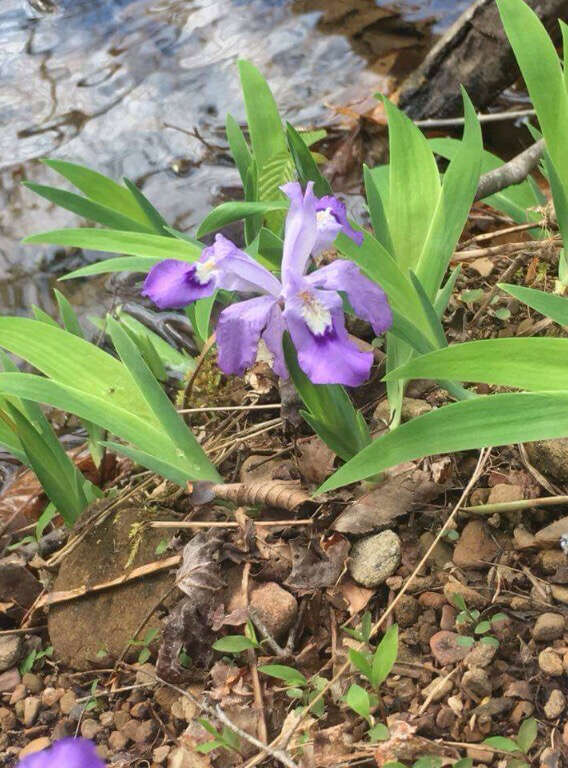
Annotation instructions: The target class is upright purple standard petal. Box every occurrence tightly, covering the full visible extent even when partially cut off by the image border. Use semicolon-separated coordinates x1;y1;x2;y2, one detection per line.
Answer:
314;195;364;253
306;260;392;335
17;738;104;768
142;259;213;309
280;181;317;285
284;286;373;386
216;295;279;375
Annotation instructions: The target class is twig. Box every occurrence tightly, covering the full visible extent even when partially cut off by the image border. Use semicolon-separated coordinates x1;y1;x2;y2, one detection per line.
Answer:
119;663;299;768
243;563;269;745
463;494;568;515
418;666;459;715
471;250;530;324
453;239;559;262
76;682;153;703
178;404;281;414
475;138;544;201
416;108;535;129
149;519;313;530
461;219;545;246
248;606;287;657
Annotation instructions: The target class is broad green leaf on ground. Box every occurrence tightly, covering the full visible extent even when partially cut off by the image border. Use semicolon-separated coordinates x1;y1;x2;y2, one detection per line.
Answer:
384;337;568;392
317;391;568;492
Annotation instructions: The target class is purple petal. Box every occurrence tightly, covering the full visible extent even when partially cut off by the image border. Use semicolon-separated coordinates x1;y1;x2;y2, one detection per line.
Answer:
315;195;364;250
17;738;104;768
306;260;392;335
284;288;372;386
210;234;281;297
261;304;287;378
216;295;278;376
142;259;214;309
280;181;317;286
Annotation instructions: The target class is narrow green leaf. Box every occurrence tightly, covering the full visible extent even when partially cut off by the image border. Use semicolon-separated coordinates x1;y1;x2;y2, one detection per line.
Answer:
238;60;287;170
363;164;394;255
24;228;201;262
212;636;257;653
122;178;170;235
500;283;568;326
348;649;373;682
197;201;288;238
483;736;520;753
226;113;252;185
22;182;152;233
41;158;148;224
317;391;568;493
516;718;538;754
384;337;568;392
62;257;161;280
286;122;332;197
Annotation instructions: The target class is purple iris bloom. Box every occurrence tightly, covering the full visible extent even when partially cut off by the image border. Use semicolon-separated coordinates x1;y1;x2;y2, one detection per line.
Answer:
17;738;104;768
143;182;391;386
313;195;364;254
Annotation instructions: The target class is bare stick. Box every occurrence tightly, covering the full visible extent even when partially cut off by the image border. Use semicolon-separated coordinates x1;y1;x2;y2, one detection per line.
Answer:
149;519;313;530
416;108;535;129
475;139;544;201
463;494;568;515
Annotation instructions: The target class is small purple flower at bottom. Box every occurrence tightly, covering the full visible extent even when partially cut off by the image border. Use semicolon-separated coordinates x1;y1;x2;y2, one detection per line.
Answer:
17;738;104;768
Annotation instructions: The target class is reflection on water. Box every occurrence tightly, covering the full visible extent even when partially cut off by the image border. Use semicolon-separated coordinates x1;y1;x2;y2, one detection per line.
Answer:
0;0;457;320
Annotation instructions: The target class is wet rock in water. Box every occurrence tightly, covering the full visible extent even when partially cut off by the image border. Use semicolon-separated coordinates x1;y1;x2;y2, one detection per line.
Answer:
349;530;401;587
452;521;499;569
539;648;564;677
532;613;565;642
48;507;172;669
525;438;568;483
0;635;22;673
429;631;470;666
249;582;298;640
544;689;566;719
461;668;492;700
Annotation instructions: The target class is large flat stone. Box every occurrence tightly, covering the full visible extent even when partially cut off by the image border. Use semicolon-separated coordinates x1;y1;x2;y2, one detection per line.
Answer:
48;507;174;670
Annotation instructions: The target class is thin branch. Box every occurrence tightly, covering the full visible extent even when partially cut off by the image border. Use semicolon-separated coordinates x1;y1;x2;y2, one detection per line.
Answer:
416;108;535;129
475;138;544;201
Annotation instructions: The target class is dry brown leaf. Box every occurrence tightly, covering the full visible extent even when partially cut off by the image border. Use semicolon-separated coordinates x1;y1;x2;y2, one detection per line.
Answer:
210;481;311;511
285;535;350;590
470;257;494;277
297;436;336;485
336;576;375;615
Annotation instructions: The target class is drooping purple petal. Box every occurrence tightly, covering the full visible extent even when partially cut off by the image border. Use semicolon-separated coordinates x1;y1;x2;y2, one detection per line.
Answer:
314;195;364;252
284;286;373;386
210;234;281;297
280;181;318;287
306;260;392;335
142;259;213;309
216;295;279;375
17;738;104;768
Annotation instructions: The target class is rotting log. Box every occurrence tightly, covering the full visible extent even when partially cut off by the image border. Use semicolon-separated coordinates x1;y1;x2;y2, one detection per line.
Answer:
398;0;568;119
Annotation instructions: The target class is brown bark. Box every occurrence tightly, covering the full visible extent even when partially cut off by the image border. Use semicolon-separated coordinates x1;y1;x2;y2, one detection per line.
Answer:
398;0;568;119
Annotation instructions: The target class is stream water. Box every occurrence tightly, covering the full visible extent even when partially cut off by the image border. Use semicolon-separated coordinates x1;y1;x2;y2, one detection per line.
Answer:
0;0;469;320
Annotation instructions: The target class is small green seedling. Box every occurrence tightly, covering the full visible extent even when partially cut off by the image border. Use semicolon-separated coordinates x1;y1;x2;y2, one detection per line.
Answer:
483;717;537;768
258;664;327;717
344;683;389;742
20;645;53;675
212;620;261;655
155;538;169;556
84;678;101;713
348;623;399;692
343;611;372;644
131;628;159;664
451;595;503;648
196;718;241;755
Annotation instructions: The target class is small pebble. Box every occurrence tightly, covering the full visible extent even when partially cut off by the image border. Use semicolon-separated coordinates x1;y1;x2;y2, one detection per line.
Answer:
40;687;63;708
0;669;21;693
532;613;565;642
10;684;26;705
120;718;140;742
23;696;40;727
429;631;470;666
22;673;43;694
0;706;16;731
153;745;170;764
544;688;566;719
461;667;492;700
0;636;22;673
81;718;101;739
109;730;128;751
539;648;564;676
135;719;157;743
349;530;401;587
99;711;114;728
18;737;50;758
59;690;76;715
114;710;131;730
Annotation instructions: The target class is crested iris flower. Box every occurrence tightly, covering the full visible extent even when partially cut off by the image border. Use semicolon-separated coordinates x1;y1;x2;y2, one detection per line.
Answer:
17;738;104;768
143;182;392;386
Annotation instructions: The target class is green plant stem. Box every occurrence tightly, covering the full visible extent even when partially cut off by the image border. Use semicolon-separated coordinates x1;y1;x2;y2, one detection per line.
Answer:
440;380;477;401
